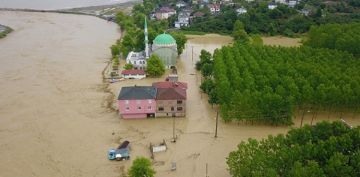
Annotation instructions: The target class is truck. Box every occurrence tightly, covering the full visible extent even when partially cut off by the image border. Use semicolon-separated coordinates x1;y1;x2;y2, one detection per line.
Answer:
108;140;130;161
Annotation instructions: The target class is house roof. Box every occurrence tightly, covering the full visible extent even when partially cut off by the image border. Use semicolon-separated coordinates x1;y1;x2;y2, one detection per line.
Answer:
156;88;187;100
153;33;176;45
152;81;188;89
193;11;205;17
208;4;220;9
118;86;157;100
121;69;145;75
157;6;176;13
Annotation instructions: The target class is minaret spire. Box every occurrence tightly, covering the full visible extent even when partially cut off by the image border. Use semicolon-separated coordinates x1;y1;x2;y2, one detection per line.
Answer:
144;17;149;59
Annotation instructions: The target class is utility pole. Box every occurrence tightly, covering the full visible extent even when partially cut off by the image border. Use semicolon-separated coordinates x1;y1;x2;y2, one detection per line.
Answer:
206;163;209;177
215;110;219;138
172;115;176;143
300;109;305;128
192;46;194;66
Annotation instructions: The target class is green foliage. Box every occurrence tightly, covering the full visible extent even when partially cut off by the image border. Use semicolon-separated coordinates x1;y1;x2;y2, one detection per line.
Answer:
251;34;263;46
232;20;249;43
184;1;360;36
123;63;134;70
0;25;12;39
110;44;120;58
206;44;360;125
227;121;360;177
146;54;165;77
305;23;360;56
128;157;155;177
169;32;187;55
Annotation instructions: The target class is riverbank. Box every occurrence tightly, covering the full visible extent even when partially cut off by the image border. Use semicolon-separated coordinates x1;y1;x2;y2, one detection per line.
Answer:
0;1;139;21
0;24;12;38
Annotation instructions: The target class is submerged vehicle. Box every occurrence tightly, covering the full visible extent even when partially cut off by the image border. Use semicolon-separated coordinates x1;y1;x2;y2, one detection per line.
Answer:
108;140;130;161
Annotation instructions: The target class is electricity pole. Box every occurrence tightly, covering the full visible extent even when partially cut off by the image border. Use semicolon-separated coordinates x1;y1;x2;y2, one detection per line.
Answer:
215;110;219;138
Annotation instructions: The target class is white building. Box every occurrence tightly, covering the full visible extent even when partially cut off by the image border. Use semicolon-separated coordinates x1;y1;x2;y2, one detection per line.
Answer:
176;1;187;8
275;0;287;4
288;0;298;8
268;3;278;10
236;7;247;15
175;11;190;28
125;18;150;70
208;4;221;14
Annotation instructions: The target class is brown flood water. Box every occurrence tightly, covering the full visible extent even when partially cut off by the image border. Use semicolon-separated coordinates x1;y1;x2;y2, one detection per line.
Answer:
0;12;359;177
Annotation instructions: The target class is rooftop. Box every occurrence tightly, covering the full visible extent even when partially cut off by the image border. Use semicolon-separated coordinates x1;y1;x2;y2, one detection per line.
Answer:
156;88;187;100
118;86;157;100
152;81;188;89
121;69;146;75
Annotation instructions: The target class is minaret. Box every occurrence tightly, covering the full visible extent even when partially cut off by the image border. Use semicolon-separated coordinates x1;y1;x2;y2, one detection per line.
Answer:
144;17;149;59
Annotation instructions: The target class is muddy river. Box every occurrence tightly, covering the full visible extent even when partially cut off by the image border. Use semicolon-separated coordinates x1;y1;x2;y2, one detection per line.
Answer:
0;11;359;177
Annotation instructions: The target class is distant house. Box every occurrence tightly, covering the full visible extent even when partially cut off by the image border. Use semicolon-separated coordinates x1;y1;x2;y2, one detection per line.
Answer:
300;9;310;16
153;82;187;117
288;0;297;8
208;4;221;14
275;0;286;4
155;6;176;20
176;1;187;8
175;11;190;28
121;69;146;79
118;86;157;119
268;3;278;10
193;11;205;18
236;7;247;15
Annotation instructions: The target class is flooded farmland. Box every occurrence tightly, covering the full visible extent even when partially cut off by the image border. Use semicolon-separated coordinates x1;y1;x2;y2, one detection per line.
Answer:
0;11;359;177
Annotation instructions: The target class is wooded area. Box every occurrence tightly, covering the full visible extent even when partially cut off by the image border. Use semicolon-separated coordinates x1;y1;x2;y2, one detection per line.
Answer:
227;121;360;177
305;23;360;56
201;44;360;125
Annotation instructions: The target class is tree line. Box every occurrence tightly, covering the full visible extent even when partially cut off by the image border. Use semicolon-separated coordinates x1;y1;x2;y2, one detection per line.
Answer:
227;121;360;177
305;22;360;56
199;44;360;125
184;0;360;36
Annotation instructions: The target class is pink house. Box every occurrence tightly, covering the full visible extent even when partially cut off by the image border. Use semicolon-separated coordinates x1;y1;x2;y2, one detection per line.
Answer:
118;86;157;119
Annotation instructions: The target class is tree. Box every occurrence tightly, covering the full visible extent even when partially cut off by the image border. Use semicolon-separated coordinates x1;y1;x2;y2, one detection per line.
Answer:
146;54;165;77
232;20;249;43
123;63;134;70
110;44;120;58
128;157;155;177
169;32;187;55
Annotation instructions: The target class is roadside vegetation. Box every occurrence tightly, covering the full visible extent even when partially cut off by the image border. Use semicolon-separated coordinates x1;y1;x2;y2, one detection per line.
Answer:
0;25;12;39
227;121;360;177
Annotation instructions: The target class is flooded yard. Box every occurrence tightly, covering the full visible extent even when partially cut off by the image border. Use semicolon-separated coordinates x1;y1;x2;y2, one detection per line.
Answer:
0;11;358;177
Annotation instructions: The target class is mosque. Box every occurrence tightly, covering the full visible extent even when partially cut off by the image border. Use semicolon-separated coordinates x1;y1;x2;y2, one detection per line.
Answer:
125;19;178;69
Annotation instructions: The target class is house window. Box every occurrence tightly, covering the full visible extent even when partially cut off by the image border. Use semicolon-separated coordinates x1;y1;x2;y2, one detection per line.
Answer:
126;107;130;111
138;106;142;110
148;106;151;110
134;61;137;65
158;107;164;111
177;107;183;111
171;107;174;111
177;100;182;104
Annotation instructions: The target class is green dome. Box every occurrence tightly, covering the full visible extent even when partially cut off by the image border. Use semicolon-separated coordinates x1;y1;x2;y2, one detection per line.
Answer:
153;33;176;45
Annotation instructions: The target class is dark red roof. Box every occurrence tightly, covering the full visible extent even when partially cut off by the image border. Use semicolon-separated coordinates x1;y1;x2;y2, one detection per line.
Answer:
193;12;205;17
121;69;145;75
152;81;188;89
156;88;186;100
